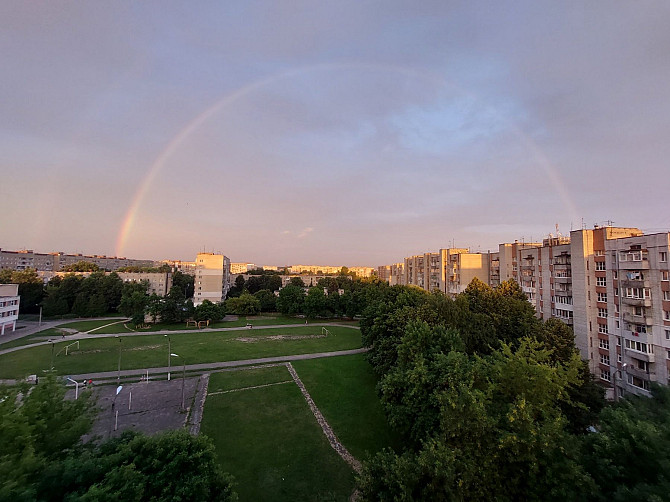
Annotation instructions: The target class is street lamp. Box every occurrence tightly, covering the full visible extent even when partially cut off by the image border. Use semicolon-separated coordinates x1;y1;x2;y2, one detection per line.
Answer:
165;335;171;380
48;339;55;370
171;353;186;410
116;336;122;385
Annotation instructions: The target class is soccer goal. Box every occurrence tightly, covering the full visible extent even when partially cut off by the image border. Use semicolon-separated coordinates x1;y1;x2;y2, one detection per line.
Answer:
321;327;330;337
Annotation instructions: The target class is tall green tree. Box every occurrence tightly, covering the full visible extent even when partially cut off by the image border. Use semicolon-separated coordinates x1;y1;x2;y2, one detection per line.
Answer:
276;284;305;315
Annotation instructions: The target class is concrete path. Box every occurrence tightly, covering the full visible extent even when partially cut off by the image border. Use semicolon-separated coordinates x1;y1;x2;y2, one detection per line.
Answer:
0;322;359;356
61;348;368;382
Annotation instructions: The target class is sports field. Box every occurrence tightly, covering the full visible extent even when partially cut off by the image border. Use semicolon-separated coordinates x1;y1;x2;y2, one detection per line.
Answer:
0;325;361;379
201;354;399;501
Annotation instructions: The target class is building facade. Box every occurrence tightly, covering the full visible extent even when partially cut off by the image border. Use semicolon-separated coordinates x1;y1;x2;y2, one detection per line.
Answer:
0;284;20;335
0;248;153;272
194;253;230;306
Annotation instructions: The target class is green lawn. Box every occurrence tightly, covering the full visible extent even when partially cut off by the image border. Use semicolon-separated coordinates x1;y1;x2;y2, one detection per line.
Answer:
0;326;362;379
0;328;68;350
58;319;127;332
201;366;356;501
208;366;292;393
292;354;401;460
92;315;347;334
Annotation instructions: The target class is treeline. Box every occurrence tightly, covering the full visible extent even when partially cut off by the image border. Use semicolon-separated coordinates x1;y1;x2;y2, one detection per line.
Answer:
0;375;236;501
223;275;384;318
356;279;670;501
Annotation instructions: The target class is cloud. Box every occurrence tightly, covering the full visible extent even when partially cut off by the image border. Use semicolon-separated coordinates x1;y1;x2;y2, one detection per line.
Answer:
298;227;314;239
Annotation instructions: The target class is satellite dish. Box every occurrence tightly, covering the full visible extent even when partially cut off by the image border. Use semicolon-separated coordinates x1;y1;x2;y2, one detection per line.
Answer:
116;385;123;395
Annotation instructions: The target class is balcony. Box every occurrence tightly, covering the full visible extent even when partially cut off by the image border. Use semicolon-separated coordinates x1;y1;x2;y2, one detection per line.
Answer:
621;297;652;307
552;262;571;269
520;264;535;271
624;347;655;363
620;278;651;289
553;275;572;283
618;259;650;270
622;329;651;343
624;365;654;380
522;286;536;294
622;312;653;325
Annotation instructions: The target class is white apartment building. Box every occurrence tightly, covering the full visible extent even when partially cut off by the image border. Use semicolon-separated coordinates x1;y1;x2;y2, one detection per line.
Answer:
194;253;230;306
0;284;20;335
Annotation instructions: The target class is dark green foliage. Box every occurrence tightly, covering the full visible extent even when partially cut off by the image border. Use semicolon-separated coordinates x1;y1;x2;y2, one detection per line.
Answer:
0;374;95;500
0;268;44;313
245;275;282;294
37;430;237;502
276;284;305;315
253;289;276;312
289;276;306;288
194;300;225;322
582;385;670;502
172;270;195;299
225;293;261;315
61;261;100;272
303;287;327;318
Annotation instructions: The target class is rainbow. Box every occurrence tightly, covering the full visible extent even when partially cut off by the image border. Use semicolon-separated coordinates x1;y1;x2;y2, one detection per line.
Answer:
115;62;578;256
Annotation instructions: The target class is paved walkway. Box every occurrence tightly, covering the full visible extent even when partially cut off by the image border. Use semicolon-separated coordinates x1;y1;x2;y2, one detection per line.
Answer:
61;348;367;382
0;322;359;356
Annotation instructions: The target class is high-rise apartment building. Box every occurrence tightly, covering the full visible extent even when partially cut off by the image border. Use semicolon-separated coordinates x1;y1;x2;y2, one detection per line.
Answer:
194;253;230;306
0;248;153;272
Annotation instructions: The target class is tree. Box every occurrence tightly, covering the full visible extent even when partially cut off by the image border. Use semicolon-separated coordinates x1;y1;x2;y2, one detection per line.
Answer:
41;286;69;317
0;374;95;500
172;270;195;299
303;287;327;318
119;291;149;325
581;385;670;502
61;261;100;272
253;289;276;312
225;293;261;315
4;268;44;313
289;276;305;288
85;293;107;317
37;430;237;502
276;284;305;315
194;300;224;322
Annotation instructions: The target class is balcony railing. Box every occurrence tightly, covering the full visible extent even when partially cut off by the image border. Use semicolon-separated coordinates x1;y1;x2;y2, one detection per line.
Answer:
624;365;654;380
622;312;653;325
621;297;652;307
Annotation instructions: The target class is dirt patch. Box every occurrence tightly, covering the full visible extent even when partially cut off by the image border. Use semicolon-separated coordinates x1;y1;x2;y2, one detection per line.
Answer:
126;344;162;351
232;334;327;343
70;349;109;355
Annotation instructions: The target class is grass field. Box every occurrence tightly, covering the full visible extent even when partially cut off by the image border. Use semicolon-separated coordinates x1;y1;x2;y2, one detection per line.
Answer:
58;319;127;332
292;353;401;460
201;366;356;501
0;326;361;379
92;315;354;334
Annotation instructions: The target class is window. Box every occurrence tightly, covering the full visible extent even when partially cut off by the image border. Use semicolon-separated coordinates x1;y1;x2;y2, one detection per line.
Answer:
598;308;608;318
595;261;606;271
597;292;608;302
625;339;650;353
634;306;643;316
664;310;670;321
660;251;667;262
664;291;670;301
600;354;610;365
618;353;622;363
666;329;670;341
596;277;607;287
598;324;608;334
599;339;610;350
600;370;611;382
663;271;669;281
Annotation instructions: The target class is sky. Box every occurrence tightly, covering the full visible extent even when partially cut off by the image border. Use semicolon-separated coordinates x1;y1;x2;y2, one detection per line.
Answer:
2;1;669;267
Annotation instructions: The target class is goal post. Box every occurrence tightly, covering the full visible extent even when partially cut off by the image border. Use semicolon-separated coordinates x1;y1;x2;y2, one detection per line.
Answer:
321;327;330;337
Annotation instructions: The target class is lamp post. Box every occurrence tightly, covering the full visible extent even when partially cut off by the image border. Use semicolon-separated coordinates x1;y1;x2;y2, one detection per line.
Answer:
49;339;55;370
170;353;186;410
165;335;171;380
116;336;122;385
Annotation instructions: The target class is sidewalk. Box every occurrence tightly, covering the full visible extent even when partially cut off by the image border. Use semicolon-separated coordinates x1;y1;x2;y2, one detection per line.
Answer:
63;348;368;382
